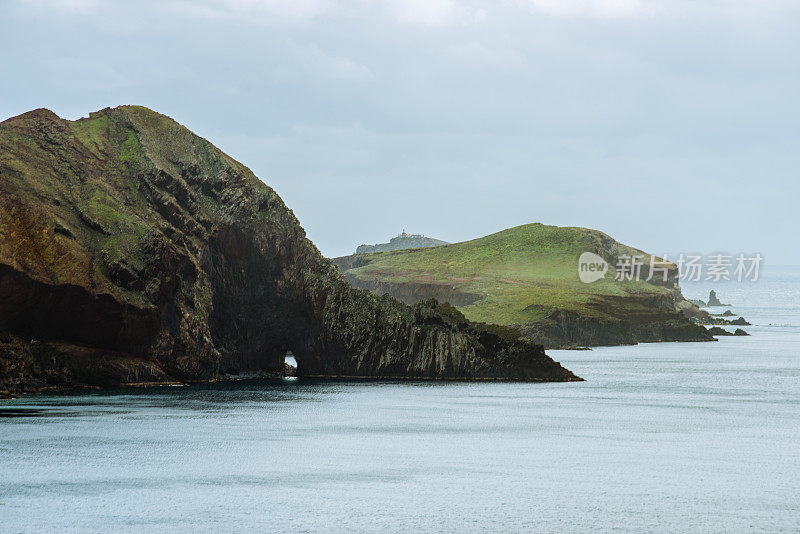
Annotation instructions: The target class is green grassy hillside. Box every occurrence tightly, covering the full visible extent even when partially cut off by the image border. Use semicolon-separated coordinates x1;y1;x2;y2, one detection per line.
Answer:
342;224;667;323
334;223;710;346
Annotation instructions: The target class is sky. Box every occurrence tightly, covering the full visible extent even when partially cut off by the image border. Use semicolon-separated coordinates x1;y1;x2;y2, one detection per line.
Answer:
1;0;798;263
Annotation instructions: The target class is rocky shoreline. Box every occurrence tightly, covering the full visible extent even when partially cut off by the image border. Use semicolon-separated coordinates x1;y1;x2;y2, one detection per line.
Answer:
515;306;715;349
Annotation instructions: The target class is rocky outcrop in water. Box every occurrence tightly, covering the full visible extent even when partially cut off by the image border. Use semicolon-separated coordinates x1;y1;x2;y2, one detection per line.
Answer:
0;106;579;396
706;290;730;307
707;327;750;337
697;311;751;326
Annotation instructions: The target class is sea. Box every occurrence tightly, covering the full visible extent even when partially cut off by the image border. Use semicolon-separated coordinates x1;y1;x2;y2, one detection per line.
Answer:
1;267;798;532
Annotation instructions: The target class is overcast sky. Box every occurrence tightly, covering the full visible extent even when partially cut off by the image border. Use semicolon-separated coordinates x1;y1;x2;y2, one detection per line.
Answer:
2;0;798;263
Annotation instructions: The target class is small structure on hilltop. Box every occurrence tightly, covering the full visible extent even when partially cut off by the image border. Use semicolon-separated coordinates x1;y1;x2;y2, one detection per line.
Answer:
355;230;448;254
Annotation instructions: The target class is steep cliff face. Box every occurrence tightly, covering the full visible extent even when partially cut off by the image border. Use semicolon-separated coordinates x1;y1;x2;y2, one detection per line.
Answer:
518;297;712;348
0;106;578;395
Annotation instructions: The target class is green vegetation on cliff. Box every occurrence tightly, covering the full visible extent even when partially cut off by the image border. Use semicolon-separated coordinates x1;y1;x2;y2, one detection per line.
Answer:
335;224;712;347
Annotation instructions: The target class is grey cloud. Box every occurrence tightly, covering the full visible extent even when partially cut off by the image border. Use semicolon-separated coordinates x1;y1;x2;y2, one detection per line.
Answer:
1;0;798;262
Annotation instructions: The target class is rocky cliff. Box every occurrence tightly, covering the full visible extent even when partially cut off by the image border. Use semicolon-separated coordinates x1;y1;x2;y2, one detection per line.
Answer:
0;106;579;396
518;296;712;348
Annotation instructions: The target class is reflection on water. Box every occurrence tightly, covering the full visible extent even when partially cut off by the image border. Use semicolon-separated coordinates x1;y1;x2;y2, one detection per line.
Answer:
0;408;72;418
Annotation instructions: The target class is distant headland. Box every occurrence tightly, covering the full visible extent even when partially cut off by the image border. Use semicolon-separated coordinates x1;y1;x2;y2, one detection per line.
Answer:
355;230;448;254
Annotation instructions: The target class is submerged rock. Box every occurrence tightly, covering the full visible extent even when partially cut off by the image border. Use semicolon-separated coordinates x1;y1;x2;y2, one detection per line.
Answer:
0;106;579;395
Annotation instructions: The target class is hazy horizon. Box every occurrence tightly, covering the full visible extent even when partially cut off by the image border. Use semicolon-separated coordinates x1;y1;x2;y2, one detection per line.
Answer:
2;0;797;263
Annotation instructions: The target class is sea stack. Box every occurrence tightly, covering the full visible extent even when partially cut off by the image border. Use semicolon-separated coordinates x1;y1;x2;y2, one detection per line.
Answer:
707;290;730;307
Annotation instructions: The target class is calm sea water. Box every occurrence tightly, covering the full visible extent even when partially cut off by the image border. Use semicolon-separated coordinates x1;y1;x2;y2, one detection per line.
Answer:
1;268;799;533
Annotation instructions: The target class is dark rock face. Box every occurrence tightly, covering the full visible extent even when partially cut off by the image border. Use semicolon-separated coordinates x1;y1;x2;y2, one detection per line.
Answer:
0;106;579;396
519;299;714;349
